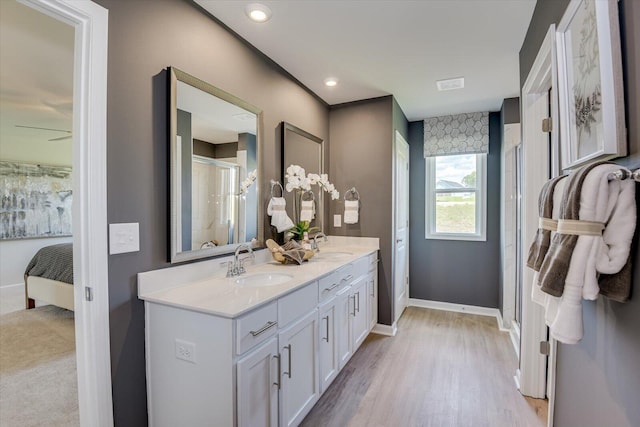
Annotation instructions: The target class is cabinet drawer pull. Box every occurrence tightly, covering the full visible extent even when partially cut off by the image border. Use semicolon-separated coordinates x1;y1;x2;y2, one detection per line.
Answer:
323;316;329;342
249;320;277;337
323;283;339;292
273;354;281;390
283;344;292;378
342;274;353;282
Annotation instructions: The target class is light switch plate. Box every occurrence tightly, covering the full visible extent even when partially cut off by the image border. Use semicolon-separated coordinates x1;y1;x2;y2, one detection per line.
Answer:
333;214;342;227
109;223;140;254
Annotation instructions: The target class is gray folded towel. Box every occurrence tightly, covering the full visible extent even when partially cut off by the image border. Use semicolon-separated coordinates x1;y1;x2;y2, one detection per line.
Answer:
538;161;610;297
599;255;633;302
281;240;306;265
527;175;566;271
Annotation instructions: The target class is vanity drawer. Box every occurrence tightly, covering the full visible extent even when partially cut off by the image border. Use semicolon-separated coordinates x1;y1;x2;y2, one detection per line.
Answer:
236;301;278;355
318;272;340;302
279;281;318;327
352;256;369;279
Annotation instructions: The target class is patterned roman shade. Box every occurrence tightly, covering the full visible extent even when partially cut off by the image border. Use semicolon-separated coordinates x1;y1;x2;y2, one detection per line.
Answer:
423;112;489;157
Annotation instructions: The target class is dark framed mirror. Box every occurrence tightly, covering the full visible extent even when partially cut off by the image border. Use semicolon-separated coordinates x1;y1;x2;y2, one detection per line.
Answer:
281;122;325;232
169;67;262;263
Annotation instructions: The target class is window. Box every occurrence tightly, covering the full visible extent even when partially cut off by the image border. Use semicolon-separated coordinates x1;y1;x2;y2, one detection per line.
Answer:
425;153;486;241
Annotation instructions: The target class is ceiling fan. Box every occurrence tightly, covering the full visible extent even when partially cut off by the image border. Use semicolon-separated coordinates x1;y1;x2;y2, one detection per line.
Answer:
15;124;72;141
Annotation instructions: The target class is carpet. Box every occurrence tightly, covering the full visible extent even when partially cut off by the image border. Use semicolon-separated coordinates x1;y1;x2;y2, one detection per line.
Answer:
0;305;79;426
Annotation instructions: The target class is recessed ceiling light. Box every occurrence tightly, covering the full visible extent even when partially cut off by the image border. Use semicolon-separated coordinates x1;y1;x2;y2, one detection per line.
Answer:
245;3;272;23
436;77;465;91
324;77;338;87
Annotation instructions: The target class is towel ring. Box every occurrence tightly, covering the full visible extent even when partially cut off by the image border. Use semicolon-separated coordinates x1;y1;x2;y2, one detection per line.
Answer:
270;180;284;198
301;189;315;202
344;187;360;202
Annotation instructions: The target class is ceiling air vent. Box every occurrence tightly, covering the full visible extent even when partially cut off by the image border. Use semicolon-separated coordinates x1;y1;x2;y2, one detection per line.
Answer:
436;77;465;91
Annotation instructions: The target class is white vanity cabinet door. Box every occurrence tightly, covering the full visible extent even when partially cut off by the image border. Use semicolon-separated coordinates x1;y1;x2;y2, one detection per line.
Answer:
318;298;338;394
336;286;352;370
237;337;279;427
350;276;369;351
278;309;319;427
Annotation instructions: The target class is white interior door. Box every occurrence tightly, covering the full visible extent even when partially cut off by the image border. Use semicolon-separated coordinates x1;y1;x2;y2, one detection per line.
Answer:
394;131;410;324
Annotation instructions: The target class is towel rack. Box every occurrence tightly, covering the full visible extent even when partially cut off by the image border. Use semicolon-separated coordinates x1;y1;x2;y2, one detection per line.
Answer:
301;189;315;202
344;187;360;202
270;179;284;197
607;168;640;182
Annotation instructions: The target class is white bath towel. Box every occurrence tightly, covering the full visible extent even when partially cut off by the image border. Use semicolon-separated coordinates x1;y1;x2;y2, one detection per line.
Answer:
300;200;315;222
344;200;359;224
267;197;294;233
548;164;635;344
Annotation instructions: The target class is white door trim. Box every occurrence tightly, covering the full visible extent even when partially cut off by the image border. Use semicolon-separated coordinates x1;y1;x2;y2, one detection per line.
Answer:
520;23;558;423
392;130;410;324
19;1;113;425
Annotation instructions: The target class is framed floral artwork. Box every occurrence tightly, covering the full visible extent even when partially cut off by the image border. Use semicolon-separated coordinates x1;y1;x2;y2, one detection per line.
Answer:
556;0;626;170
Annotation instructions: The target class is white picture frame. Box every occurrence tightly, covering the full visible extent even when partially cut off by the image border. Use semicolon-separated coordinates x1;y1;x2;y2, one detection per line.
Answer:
556;0;626;170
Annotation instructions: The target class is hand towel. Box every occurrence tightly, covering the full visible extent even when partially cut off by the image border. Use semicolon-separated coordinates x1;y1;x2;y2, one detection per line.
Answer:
344;200;359;224
527;175;566;271
547;164;635;343
300;200;315;222
267;197;294;233
538;161;610;297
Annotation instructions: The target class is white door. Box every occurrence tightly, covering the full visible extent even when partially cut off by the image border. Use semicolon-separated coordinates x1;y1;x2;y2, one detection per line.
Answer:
279;310;319;427
394;131;410;323
318;299;338;393
237;338;279;427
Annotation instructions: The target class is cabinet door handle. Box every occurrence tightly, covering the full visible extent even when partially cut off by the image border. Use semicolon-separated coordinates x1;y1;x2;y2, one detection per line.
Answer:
250;320;277;337
370;280;375;297
323;315;329;342
356;291;360;313
324;283;338;292
350;295;356;317
273;354;281;390
283;344;292;379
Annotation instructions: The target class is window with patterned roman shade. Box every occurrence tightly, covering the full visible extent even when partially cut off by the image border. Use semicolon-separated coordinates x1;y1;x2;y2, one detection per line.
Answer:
423;112;489;157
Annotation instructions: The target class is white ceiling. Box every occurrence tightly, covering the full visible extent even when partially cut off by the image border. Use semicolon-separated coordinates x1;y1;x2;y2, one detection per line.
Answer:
195;0;536;120
0;0;74;161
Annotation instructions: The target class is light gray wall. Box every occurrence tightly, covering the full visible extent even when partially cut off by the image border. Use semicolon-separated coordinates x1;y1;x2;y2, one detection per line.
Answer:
407;112;501;308
520;1;640;425
328;96;405;325
94;0;329;423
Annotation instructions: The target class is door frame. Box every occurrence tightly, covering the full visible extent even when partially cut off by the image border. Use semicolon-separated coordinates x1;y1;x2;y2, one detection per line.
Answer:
392;130;410;324
520;24;558;425
20;0;113;425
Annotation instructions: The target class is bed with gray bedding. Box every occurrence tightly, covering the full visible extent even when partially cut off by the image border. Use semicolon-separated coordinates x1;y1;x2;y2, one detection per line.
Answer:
24;243;74;310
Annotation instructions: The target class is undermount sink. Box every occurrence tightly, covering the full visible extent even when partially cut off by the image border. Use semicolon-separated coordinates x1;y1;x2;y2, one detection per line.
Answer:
313;251;354;261
234;273;293;287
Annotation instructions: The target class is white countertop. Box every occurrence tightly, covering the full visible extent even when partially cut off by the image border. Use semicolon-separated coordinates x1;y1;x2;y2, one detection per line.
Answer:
138;236;379;318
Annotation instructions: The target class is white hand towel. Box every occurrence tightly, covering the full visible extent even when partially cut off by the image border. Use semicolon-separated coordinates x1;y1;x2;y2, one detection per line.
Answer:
300;200;315;222
267;197;294;233
344;200;359;224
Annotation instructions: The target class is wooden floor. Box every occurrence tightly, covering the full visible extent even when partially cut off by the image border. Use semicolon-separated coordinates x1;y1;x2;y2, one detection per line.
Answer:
301;307;547;427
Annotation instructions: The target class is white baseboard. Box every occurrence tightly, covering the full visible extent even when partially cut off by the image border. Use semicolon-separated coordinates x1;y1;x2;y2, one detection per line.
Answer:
509;323;521;358
408;298;507;332
371;322;397;336
514;369;522;390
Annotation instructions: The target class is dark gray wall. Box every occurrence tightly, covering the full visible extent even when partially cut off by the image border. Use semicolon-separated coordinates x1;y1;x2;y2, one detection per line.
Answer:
177;108;192;251
328;96;402;325
521;1;640;426
95;0;329;424
407;112;501;308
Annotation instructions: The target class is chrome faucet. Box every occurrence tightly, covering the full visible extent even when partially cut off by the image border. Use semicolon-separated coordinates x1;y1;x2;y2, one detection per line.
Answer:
312;232;328;251
233;243;255;275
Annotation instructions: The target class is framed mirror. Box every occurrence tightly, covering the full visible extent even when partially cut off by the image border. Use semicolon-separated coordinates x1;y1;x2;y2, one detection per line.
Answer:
169;67;262;263
281;122;324;232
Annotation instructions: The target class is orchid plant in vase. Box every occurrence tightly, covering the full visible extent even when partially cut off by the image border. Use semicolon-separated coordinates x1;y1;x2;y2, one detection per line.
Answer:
284;164;339;240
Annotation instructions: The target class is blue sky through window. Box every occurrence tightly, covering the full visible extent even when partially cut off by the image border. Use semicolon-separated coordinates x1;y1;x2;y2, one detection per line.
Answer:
435;154;476;188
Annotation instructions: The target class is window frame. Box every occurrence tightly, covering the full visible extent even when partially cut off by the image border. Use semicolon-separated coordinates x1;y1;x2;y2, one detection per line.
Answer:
425;153;487;241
